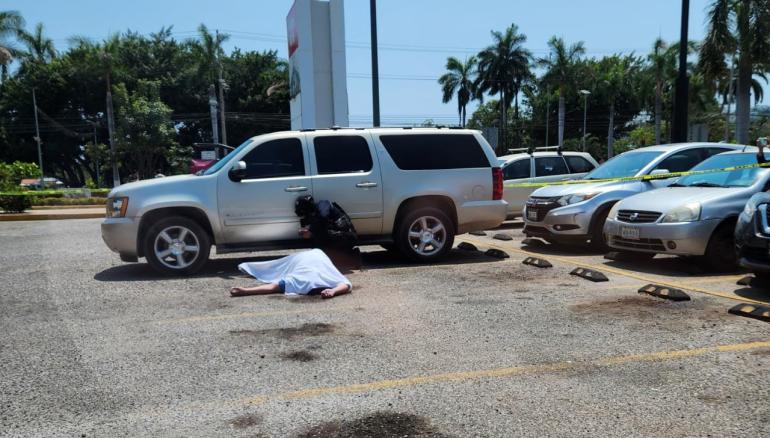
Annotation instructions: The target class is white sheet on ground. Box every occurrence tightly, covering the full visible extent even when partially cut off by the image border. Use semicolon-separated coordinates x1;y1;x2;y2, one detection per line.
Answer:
237;249;352;295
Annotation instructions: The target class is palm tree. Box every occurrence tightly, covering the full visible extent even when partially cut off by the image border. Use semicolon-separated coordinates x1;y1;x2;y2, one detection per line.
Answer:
0;10;24;81
438;56;477;127
193;24;229;142
476;23;531;153
647;39;677;144
18;22;56;63
699;0;770;144
538;36;586;147
600;55;639;157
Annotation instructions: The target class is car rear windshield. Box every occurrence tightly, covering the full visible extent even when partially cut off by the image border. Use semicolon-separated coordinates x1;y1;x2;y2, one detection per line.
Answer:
584;151;663;180
674;153;768;188
379;134;490;170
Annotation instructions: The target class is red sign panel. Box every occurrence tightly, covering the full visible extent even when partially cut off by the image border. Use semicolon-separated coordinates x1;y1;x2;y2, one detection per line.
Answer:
287;2;299;57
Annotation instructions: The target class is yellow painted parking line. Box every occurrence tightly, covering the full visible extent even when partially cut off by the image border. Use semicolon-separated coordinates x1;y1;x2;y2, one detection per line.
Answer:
460;236;767;305
241;340;770;406
156;306;358;324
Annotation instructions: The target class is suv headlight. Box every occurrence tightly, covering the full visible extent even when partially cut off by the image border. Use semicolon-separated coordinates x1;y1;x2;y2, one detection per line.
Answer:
106;197;129;218
661;202;700;223
557;192;599;206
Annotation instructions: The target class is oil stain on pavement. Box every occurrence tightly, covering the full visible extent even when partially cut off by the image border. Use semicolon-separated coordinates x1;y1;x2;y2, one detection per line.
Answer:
281;350;318;362
295;411;452;438
229;323;337;340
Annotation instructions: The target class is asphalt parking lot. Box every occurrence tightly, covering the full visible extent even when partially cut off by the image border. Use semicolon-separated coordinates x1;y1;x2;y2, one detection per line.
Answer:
2;218;770;437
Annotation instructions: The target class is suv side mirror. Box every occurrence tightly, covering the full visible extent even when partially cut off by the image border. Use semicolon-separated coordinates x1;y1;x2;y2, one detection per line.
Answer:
229;161;247;182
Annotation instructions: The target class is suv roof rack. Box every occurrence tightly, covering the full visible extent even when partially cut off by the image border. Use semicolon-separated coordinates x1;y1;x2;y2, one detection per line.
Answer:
508;145;563;156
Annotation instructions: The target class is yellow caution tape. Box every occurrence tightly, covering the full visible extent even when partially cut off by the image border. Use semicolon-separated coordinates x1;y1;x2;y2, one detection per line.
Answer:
504;161;770;188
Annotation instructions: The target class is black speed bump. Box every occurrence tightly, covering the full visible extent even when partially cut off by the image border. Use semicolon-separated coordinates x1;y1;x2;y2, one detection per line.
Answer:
736;276;753;286
469;231;487;236
522;257;552;268
457;242;478;252
484;248;509;259
637;284;690;301
493;233;513;241
570;267;609;282
521;238;544;246
728;303;770;323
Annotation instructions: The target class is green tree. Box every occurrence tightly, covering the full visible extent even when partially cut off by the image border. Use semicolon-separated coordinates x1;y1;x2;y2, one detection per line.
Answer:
538;36;586;148
598;55;641;157
438;56;477;127
113;80;179;180
699;0;770;144
476;23;531;153
646;39;676;144
0;10;24;81
17;22;56;64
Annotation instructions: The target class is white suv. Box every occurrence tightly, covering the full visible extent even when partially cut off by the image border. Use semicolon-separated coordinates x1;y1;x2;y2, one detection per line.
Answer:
499;150;598;218
101;128;507;275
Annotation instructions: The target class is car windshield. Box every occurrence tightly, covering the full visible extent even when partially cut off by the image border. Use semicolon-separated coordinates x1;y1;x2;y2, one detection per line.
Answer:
201;139;254;175
583;151;663;180
673;153;768;188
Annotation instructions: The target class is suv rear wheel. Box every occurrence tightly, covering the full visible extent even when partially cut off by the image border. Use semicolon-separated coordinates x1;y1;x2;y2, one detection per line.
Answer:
143;216;211;276
396;207;454;262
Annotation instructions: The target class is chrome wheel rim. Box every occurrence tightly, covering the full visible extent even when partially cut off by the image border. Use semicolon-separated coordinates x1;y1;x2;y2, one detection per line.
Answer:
407;216;446;256
154;226;200;269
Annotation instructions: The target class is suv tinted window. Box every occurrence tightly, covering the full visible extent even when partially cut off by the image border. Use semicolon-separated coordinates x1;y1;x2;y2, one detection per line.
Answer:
241;138;304;179
654;148;705;173
565;156;595;173
503;158;530;180
379;134;490;170
535;156;569;177
314;136;373;174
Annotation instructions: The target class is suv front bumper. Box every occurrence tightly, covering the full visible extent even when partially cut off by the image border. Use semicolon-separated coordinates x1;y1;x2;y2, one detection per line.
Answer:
101;217;140;258
522;199;594;240
604;217;720;256
736;210;770;273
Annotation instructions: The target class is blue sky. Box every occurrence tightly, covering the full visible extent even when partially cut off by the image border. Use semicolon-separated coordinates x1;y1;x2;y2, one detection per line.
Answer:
9;0;717;126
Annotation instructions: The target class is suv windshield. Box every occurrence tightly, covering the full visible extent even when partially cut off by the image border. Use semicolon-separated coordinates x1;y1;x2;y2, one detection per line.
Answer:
584;151;662;180
201;139;254;175
673;153;768;188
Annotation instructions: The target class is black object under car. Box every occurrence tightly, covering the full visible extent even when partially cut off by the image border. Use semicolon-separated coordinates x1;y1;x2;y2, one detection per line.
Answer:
735;192;770;280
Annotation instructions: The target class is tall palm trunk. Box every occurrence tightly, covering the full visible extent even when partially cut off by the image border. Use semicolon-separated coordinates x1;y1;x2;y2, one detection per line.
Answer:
557;91;565;147
499;90;507;155
654;81;662;144
735;57;752;144
607;101;615;159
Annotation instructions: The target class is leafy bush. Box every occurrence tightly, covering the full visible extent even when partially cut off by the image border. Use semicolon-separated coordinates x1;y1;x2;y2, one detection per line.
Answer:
0;161;41;191
0;194;32;213
31;197;107;206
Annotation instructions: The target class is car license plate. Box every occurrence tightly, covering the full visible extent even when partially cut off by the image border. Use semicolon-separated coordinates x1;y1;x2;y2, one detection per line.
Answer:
621;226;640;240
527;208;538;221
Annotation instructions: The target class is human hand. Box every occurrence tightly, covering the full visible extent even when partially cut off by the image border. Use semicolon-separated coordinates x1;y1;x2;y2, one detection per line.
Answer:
321;289;335;299
298;227;312;239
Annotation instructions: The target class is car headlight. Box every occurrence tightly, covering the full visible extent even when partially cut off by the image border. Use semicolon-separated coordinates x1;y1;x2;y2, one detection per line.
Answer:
743;199;757;217
106;197;129;218
608;202;622;220
661;202;701;223
557;192;599;206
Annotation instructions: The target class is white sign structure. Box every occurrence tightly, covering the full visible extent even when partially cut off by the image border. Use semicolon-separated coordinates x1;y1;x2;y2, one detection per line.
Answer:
287;0;349;129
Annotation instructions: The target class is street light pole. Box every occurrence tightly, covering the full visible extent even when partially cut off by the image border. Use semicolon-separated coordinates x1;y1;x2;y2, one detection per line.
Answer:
369;0;380;127
580;89;591;152
672;0;690;142
31;88;44;186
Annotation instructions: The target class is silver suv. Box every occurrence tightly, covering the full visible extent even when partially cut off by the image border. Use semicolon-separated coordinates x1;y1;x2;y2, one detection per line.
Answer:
101;128;506;274
522;143;741;249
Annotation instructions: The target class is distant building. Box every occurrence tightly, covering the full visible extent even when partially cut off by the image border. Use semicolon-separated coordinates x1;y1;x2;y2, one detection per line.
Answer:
20;177;64;189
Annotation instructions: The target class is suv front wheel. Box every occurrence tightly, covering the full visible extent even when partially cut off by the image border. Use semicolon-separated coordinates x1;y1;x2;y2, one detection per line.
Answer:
396;207;455;262
143;216;211;275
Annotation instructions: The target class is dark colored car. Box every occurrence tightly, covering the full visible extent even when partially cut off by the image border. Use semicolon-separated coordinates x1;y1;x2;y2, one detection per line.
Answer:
735;192;770;280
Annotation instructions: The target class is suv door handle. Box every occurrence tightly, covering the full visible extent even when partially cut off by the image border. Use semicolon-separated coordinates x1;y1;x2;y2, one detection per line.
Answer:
356;182;378;188
284;186;308;192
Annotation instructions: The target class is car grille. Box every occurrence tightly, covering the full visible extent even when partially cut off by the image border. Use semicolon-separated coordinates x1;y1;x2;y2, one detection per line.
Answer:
616;210;662;223
525;196;561;222
610;236;666;251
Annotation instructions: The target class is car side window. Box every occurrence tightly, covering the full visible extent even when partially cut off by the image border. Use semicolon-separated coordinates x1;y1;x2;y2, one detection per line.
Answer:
503;158;530;180
565;156;596;173
241;138;304;179
654;149;705;173
535;156;569;177
704;147;731;159
313;136;373;174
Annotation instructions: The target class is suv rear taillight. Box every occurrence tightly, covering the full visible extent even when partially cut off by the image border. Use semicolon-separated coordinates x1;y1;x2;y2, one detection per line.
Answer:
492;167;503;200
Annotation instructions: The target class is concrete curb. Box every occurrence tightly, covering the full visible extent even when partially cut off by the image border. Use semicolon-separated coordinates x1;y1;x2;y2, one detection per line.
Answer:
0;212;104;221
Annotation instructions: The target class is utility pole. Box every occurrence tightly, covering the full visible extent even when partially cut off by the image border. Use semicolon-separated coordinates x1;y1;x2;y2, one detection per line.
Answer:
369;0;380;127
105;88;120;187
216;30;227;145
579;90;591;152
672;0;690;143
545;84;550;146
31;88;44;186
209;85;220;146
